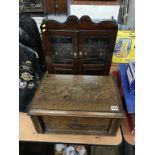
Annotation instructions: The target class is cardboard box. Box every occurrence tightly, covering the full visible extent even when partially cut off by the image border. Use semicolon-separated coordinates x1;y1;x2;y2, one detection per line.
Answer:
112;31;135;63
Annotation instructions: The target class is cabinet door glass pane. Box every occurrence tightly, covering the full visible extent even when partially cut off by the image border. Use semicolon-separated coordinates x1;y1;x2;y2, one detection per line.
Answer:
49;36;73;64
83;36;110;64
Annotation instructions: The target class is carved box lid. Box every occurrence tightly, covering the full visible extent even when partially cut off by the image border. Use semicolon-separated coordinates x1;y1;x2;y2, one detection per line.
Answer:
29;73;124;118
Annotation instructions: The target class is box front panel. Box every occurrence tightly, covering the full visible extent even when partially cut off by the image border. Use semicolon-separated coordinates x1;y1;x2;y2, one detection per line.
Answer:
41;116;112;135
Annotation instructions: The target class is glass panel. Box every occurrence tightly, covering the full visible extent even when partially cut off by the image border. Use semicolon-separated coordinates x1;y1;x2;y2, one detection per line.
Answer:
83;36;110;64
19;0;43;12
49;36;73;64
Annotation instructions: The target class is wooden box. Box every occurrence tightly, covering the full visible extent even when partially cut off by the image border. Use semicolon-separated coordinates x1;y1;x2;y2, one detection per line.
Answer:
28;73;125;136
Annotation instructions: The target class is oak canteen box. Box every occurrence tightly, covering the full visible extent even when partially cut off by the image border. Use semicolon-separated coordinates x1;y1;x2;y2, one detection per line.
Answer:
28;74;125;136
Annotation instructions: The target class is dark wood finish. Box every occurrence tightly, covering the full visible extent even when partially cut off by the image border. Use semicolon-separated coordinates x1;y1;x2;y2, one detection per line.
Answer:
42;30;79;74
55;0;67;15
108;118;121;135
41;15;118;30
79;30;116;75
28;74;125;135
41;15;118;75
42;116;111;135
44;0;67;15
30;74;122;112
20;112;123;145
44;0;55;14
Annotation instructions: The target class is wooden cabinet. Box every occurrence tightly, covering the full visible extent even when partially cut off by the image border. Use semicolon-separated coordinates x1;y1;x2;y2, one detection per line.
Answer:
44;0;67;15
41;16;118;75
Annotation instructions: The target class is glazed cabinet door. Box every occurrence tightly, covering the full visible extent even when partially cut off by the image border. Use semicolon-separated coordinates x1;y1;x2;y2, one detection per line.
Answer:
42;30;78;74
78;31;117;75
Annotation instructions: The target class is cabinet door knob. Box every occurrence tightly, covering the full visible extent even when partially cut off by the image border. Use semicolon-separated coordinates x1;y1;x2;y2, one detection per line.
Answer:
74;52;77;58
55;4;58;9
84;52;87;56
99;52;103;56
79;51;83;58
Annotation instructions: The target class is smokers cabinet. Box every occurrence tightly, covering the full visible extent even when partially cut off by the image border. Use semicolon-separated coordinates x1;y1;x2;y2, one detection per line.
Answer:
40;15;118;75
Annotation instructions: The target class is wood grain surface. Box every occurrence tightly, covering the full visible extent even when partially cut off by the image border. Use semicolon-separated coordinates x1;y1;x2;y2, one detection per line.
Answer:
30;74;123;113
19;112;122;145
28;73;124;135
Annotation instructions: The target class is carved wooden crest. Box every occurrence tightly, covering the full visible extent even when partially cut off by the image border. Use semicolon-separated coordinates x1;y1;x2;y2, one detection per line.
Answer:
41;15;118;31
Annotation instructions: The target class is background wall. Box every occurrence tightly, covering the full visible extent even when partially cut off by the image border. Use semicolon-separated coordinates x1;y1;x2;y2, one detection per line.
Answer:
70;4;120;21
69;0;135;29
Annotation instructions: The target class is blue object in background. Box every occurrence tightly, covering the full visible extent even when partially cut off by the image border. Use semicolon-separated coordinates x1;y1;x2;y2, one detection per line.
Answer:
127;61;135;91
119;64;135;113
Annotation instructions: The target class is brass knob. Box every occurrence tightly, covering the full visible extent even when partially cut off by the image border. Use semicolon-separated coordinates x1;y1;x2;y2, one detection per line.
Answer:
99;52;103;56
42;24;46;28
55;4;58;9
79;51;83;56
74;52;77;58
42;29;46;32
84;52;87;56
